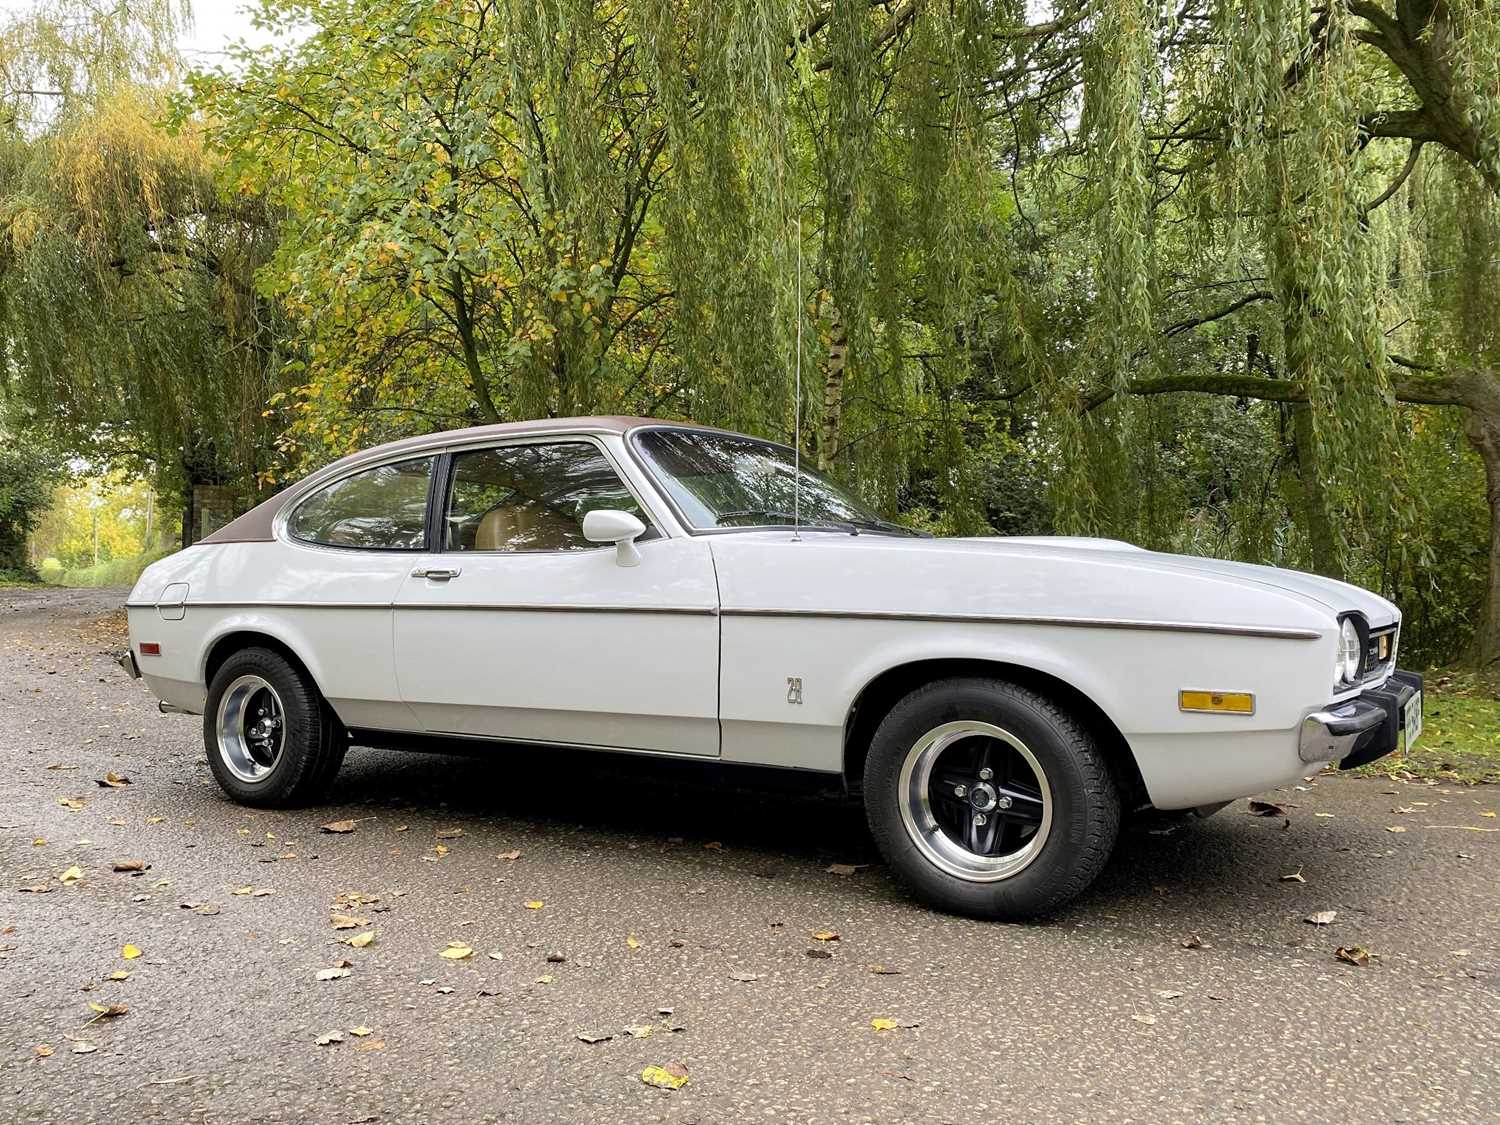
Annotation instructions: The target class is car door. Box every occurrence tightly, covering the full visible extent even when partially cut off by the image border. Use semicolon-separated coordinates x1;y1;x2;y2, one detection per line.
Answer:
392;436;721;756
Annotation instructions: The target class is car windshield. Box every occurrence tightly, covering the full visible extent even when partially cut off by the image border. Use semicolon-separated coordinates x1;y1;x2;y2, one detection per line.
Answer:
633;428;915;535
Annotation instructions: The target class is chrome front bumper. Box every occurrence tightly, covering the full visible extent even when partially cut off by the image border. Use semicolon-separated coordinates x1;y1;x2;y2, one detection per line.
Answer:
1298;669;1421;766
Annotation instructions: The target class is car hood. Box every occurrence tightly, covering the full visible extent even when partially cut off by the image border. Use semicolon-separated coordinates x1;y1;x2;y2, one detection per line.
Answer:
959;536;1397;626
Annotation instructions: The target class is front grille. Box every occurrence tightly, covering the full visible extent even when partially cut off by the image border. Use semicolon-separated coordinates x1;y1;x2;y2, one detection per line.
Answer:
1364;625;1398;683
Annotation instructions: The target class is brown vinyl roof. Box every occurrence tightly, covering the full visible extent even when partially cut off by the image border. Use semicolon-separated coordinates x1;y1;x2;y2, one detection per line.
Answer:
201;415;709;545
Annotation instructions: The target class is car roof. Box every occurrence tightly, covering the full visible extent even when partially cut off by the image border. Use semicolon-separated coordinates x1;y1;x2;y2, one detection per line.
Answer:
201;415;720;545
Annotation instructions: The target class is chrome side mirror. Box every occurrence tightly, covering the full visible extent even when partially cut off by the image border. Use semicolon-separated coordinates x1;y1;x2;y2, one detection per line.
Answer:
582;509;647;567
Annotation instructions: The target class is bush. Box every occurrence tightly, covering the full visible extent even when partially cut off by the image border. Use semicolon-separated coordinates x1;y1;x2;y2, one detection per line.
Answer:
57;546;174;589
38;557;64;581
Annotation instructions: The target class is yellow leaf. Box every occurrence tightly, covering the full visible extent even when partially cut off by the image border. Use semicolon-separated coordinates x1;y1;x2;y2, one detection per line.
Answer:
35;1044;54;1057
871;1018;898;1032
58;866;84;885
232;886;253;896
122;944;141;960
348;1025;373;1037
58;797;85;811
524;900;544;910
346;931;375;948
439;942;473;960
107;970;130;981
812;930;840;942
640;1064;688;1090
626;936;641;950
534;974;554;984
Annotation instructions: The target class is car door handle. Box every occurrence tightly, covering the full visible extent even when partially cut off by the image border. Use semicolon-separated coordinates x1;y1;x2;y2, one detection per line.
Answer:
411;567;461;580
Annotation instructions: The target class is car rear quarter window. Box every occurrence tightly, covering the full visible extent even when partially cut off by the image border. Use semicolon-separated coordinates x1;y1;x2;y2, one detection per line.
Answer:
288;455;435;550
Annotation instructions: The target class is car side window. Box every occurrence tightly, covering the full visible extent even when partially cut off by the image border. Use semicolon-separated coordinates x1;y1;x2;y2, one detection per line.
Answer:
444;442;651;552
288;456;435;550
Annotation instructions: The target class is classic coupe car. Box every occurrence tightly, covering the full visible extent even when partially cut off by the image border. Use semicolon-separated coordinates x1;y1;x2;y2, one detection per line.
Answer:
122;416;1422;918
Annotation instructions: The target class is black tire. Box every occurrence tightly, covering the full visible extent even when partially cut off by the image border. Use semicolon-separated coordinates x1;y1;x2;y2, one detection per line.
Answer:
863;677;1121;920
203;647;347;808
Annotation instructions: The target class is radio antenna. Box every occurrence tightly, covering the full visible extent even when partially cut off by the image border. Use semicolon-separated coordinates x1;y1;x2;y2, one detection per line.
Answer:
792;219;803;542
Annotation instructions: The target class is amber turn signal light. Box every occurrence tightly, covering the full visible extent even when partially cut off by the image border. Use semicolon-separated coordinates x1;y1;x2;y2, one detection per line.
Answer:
1179;690;1254;715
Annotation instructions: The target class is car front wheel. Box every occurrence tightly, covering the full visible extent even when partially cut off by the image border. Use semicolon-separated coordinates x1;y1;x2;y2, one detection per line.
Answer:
204;647;347;807
864;677;1121;919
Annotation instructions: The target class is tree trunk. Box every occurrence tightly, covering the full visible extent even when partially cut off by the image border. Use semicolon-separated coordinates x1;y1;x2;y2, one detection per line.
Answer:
818;302;849;472
1464;407;1500;668
1292;402;1343;580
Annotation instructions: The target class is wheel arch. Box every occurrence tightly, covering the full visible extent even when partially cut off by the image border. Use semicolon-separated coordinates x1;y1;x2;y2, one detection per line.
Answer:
841;658;1148;808
203;628;325;701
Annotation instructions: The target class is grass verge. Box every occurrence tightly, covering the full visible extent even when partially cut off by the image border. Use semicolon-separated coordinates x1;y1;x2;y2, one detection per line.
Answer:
1353;668;1500;784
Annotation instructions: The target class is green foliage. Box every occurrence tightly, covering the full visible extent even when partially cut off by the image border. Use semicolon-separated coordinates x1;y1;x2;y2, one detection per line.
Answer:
0;415;56;576
53;544;173;589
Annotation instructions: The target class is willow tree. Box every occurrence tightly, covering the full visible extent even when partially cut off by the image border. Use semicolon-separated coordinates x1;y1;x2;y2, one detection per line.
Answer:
189;0;1013;522
0;1;287;541
981;0;1500;665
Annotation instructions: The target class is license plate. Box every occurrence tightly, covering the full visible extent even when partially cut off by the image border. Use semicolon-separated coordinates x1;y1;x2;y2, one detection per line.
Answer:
1401;690;1422;753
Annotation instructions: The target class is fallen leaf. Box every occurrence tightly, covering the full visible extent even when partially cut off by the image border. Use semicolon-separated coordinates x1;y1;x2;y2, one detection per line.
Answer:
1481;811;1496;818
497;850;522;861
1181;934;1206;949
95;772;130;788
1335;945;1371;967
577;1032;612;1044
703;841;723;850
329;914;369;930
58;866;84;885
1385;826;1407;833
315;1031;345;1046
316;967;352;981
87;1002;128;1018
1280;871;1306;883
1314;812;1336;819
1305;911;1337;925
106;971;130;981
145;816;165;825
728;971;760;982
487;951;505;961
825;863;860;876
623;1024;653;1039
435;828;464;840
35;1044;54;1057
1246;800;1285;817
524;900;544;910
1154;989;1185;999
122;944;142;960
534;974;554;984
345;931;376;949
439;942;474;960
71;1041;98;1054
868;964;902;975
58;798;85;811
871;1018;898;1032
349;1026;373;1037
1131;1014;1158;1026
640;1063;688;1090
812;930;840;942
320;820;358;834
544;951;566;963
112;860;150;873
232;886;253;896
192;904;220;916
626;936;641;950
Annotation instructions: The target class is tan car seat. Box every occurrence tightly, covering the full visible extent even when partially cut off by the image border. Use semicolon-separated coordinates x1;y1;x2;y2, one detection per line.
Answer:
474;498;582;551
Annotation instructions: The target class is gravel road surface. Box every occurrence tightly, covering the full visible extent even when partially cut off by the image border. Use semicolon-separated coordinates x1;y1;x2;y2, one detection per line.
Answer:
2;586;1496;1123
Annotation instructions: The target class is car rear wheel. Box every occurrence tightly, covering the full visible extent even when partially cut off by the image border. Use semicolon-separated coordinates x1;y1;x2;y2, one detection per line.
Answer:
864;677;1121;919
204;647;347;807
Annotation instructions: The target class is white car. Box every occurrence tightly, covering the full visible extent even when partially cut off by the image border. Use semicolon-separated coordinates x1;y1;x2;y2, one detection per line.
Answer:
122;416;1422;918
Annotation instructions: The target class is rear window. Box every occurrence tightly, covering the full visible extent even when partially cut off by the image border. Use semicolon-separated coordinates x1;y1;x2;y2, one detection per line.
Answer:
287;456;434;550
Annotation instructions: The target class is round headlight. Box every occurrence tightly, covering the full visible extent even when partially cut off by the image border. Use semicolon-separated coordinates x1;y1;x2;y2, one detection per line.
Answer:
1338;618;1362;684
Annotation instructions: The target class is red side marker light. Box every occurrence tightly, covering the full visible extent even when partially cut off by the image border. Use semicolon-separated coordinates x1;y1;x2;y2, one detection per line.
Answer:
138;643;161;656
